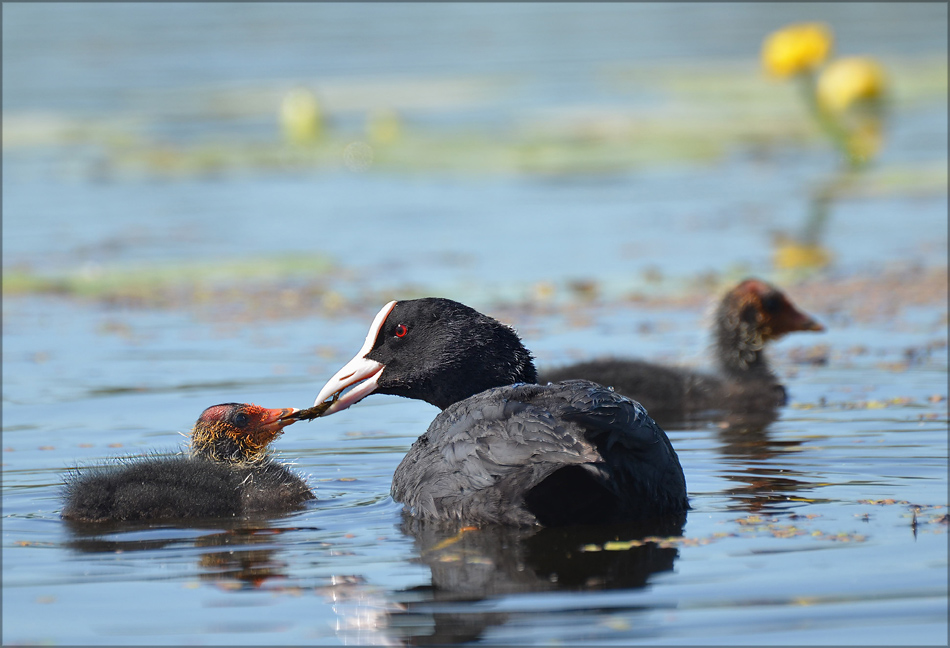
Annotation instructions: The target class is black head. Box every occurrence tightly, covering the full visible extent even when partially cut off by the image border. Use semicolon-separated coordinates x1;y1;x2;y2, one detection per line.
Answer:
314;298;538;413
190;403;298;463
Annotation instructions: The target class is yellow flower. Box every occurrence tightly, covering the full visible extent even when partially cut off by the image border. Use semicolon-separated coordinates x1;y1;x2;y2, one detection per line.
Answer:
817;57;887;113
279;88;323;145
762;23;833;78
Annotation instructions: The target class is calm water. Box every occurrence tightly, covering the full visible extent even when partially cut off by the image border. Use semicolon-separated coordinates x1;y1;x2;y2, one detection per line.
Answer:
3;4;948;645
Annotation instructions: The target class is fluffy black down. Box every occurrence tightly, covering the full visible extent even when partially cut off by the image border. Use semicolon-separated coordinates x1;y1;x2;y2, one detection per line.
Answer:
61;454;314;523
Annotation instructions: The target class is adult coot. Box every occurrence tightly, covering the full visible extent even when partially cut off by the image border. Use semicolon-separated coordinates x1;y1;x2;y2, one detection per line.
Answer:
303;298;688;527
62;403;314;523
540;279;824;426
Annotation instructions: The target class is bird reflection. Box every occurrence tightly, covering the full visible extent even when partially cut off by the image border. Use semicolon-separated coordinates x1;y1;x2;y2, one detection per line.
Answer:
388;512;687;645
63;518;315;591
63;507;688;645
63;518;402;643
194;528;294;590
706;411;817;514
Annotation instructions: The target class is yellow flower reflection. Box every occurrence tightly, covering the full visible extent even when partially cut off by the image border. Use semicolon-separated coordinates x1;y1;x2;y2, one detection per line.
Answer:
774;239;832;271
843;115;884;165
762;23;833;78
817;56;887;113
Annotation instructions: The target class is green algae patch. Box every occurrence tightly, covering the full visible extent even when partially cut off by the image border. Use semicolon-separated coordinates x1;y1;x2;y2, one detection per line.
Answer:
3;254;336;305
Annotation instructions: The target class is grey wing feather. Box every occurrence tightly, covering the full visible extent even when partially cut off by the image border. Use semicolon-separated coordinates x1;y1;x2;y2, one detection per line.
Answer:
392;390;598;524
391;380;688;525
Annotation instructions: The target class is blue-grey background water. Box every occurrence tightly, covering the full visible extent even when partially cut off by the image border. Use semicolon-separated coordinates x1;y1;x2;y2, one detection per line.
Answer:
3;3;947;645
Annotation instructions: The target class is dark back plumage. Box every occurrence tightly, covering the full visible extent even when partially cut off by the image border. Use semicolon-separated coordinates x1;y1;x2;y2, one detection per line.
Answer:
540;279;823;426
392;380;688;527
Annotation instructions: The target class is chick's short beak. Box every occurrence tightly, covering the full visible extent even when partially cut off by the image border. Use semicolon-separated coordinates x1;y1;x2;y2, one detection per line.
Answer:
793;311;825;332
261;407;299;429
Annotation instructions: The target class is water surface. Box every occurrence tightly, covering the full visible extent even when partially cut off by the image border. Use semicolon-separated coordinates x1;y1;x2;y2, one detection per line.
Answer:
3;4;948;645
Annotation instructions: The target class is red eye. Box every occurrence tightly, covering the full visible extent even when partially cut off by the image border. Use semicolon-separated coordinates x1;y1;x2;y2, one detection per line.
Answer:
394;324;408;338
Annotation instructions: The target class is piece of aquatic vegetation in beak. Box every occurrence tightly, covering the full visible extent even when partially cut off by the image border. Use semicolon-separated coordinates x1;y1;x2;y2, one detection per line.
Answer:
280;393;340;422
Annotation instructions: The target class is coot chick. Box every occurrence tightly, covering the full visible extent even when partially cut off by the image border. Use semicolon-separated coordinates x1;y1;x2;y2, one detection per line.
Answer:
305;298;688;527
62;403;314;523
540;279;824;426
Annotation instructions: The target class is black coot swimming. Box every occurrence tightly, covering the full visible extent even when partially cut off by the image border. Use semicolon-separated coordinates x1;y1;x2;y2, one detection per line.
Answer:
540;279;824;426
61;403;314;523
302;298;688;527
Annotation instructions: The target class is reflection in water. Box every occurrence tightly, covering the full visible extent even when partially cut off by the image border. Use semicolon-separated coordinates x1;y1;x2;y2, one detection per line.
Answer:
666;408;821;515
63;517;320;591
712;413;819;514
58;513;683;645
327;578;406;647
658;406;822;513
387;513;686;645
194;528;295;590
58;408;824;643
62;516;404;644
